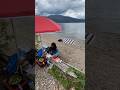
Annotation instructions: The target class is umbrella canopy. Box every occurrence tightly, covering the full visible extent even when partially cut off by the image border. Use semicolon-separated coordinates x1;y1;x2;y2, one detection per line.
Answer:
35;16;61;33
0;0;34;17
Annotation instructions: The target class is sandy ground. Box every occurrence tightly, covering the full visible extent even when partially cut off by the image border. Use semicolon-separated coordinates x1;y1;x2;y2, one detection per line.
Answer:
35;33;85;90
40;34;85;72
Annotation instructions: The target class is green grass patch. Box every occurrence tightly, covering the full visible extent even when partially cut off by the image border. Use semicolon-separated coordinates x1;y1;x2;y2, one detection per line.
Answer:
48;65;85;90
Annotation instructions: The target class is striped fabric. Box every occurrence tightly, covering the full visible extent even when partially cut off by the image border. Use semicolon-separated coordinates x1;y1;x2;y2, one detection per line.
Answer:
63;38;75;45
85;32;94;44
61;38;82;47
59;32;94;46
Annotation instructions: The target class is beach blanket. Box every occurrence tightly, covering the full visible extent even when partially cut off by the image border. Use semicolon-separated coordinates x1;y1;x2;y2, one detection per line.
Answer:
52;57;61;62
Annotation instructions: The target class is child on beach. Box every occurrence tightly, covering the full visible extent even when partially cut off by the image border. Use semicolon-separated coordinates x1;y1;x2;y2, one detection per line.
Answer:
36;42;60;66
45;42;60;65
47;42;60;57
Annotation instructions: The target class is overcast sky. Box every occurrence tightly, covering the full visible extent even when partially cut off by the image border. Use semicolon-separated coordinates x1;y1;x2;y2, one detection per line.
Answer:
35;0;85;19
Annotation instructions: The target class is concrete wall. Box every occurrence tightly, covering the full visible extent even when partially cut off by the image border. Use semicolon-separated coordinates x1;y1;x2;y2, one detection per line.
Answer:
86;0;120;33
13;16;34;50
0;16;34;55
86;1;120;90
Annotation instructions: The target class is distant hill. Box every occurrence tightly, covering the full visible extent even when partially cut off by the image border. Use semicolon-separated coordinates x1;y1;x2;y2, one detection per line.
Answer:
47;15;85;23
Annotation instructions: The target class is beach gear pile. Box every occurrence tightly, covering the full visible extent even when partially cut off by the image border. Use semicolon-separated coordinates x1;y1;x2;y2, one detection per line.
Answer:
36;48;47;67
36;46;61;67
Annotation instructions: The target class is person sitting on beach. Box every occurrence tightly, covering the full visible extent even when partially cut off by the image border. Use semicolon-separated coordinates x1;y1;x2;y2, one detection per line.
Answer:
44;42;60;65
47;42;60;57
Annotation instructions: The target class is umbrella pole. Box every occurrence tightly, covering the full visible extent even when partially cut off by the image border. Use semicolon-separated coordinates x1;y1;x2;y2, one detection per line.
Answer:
10;18;18;49
36;33;42;49
39;33;42;48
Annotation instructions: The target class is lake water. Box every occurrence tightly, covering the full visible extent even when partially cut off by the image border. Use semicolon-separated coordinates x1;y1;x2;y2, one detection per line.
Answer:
49;23;85;40
59;23;85;40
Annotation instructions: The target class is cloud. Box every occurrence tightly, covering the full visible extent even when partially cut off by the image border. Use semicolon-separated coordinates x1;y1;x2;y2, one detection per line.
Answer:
35;0;85;19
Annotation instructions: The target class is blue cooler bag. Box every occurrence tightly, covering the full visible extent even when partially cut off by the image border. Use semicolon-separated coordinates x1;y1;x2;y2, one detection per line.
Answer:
37;48;43;57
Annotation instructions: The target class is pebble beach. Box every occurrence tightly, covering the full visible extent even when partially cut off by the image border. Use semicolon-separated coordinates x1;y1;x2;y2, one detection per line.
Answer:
35;33;85;90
